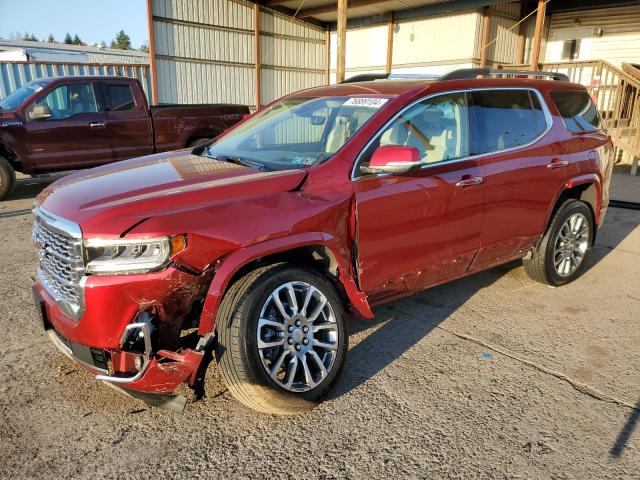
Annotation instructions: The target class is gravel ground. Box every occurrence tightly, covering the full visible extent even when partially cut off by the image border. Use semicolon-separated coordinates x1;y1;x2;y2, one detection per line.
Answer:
1;176;639;479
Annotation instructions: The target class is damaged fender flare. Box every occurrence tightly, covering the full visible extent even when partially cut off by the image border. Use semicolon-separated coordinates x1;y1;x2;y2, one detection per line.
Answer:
197;232;374;335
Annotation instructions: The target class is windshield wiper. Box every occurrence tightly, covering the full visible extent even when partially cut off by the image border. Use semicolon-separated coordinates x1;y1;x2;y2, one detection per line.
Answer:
202;152;269;171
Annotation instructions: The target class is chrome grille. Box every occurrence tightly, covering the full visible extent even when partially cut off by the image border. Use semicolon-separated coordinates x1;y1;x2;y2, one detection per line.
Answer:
33;206;85;320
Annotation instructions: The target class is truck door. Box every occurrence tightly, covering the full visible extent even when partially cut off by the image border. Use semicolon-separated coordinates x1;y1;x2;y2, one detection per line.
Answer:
101;80;153;160
23;81;112;171
352;92;484;302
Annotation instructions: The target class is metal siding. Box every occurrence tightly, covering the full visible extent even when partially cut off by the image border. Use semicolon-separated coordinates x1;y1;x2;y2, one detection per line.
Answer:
260;67;324;105
329;25;388;71
547;6;640;68
261;36;323;70
152;0;253;30
491;1;520;18
0;62;151;101
487;13;520;65
392;11;481;66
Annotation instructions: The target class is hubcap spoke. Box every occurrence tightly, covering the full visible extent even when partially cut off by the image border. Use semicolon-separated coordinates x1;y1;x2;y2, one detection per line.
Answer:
313;338;337;351
272;293;290;321
553;213;589;277
284;283;299;315
308;297;327;323
258;318;285;331
258;337;284;349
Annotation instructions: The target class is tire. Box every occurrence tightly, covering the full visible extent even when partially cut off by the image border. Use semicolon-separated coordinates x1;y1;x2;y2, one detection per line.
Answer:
523;199;594;286
187;137;213;148
215;264;348;414
0;156;16;201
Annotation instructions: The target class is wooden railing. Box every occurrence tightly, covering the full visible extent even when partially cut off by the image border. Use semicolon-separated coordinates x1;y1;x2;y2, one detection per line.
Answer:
500;61;640;168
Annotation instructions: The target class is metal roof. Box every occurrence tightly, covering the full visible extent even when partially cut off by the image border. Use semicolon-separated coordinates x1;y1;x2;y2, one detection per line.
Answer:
0;39;149;64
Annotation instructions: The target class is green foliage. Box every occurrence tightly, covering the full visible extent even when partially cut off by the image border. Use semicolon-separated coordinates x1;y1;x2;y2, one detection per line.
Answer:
64;32;73;44
110;30;132;50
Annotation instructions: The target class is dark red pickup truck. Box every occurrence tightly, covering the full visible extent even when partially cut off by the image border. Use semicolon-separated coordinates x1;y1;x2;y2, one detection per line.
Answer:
0;75;249;199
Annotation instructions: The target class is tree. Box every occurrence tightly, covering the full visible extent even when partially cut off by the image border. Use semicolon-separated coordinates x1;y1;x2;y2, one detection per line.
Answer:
64;32;73;44
72;34;84;46
110;30;132;50
47;34;56;43
139;43;149;53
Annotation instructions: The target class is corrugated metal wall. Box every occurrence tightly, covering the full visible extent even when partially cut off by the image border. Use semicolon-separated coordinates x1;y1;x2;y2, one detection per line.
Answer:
329;10;482;82
546;5;640;68
0;62;151;100
485;3;520;66
151;0;325;108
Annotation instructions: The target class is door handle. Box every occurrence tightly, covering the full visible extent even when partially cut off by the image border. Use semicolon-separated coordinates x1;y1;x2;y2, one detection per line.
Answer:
547;158;569;168
455;175;484;187
89;121;106;128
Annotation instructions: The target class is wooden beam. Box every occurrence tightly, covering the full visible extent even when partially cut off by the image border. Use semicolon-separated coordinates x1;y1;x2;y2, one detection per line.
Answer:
265;0;290;6
336;0;347;83
254;3;261;109
325;29;330;85
386;13;394;74
299;0;387;19
530;0;546;71
145;0;159;104
479;6;491;68
516;1;528;65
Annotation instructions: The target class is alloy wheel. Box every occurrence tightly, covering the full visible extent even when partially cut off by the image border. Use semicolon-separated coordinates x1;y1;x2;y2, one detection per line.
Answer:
256;281;339;392
553;212;589;277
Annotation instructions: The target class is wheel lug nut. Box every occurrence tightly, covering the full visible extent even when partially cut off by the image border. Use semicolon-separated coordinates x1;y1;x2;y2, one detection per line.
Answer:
303;338;309;345
295;320;301;327
287;337;293;345
302;326;309;333
288;326;294;332
295;344;301;351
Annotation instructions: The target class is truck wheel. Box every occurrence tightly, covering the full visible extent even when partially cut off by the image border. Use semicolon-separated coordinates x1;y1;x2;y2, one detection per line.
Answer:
187;137;213;148
523;199;594;286
215;264;348;414
0;156;16;201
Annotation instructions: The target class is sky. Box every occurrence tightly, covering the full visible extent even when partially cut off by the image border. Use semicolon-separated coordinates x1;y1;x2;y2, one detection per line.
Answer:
0;0;149;49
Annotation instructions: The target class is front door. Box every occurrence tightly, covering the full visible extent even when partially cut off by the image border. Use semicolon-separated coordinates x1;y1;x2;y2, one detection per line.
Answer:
23;81;112;171
353;92;485;303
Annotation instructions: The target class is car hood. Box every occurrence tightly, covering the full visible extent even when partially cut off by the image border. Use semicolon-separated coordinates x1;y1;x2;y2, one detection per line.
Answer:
37;150;308;236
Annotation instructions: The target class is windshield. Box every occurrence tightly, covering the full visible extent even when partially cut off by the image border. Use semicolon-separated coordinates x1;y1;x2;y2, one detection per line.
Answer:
0;80;49;110
204;96;388;170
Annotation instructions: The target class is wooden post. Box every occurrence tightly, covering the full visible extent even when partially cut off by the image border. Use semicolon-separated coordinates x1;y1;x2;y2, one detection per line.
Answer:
336;0;347;83
324;29;330;85
479;6;491;68
386;13;394;75
516;1;528;65
254;3;261;109
145;0;159;105
530;0;546;71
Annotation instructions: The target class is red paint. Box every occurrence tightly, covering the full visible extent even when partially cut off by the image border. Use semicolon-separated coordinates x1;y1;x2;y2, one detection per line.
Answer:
34;77;612;398
369;145;420;167
0;76;248;175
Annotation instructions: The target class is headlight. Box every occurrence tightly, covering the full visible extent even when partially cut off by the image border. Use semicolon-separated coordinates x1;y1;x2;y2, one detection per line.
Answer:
84;235;186;275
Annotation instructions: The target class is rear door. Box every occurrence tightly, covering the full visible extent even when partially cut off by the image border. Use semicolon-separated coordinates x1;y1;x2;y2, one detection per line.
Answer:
102;80;153;161
468;88;563;269
23;81;112;171
353;92;485;303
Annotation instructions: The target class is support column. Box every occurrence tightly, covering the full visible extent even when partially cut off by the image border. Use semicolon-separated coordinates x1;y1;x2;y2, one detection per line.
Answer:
145;0;159;104
479;6;491;68
254;3;261;109
325;29;330;85
516;0;528;65
530;0;546;71
386;13;394;75
336;0;347;83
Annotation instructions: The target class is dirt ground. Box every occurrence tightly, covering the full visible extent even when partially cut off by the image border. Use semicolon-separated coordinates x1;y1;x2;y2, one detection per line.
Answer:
1;175;639;479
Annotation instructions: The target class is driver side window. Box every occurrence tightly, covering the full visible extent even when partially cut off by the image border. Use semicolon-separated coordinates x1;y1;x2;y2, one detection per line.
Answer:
29;83;98;120
360;92;469;171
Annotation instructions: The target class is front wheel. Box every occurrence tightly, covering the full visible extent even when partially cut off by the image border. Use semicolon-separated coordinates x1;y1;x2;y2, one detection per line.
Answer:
215;264;348;414
0;156;16;201
523;199;594;286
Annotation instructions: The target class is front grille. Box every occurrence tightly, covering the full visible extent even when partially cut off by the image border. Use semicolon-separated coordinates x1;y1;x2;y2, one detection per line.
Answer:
33;207;85;320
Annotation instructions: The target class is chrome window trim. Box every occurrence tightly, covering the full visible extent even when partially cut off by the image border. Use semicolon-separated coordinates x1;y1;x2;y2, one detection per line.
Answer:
351;87;554;180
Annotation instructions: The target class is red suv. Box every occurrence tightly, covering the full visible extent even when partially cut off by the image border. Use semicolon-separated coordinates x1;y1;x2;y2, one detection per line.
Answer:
33;69;613;414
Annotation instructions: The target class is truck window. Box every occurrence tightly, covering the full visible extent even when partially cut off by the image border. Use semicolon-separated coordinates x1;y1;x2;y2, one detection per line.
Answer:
550;90;600;132
470;89;543;155
362;92;469;167
106;84;135;111
31;83;98;120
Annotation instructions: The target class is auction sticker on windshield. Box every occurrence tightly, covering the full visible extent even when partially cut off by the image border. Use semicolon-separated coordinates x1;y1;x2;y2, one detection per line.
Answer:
343;98;389;108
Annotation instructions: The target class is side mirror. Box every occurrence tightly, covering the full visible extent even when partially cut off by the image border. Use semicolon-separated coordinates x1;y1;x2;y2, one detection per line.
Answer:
29;104;52;120
310;115;326;126
360;145;422;175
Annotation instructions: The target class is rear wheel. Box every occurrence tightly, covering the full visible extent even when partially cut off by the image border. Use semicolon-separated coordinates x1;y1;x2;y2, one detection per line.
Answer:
0;156;16;201
215;264;348;414
187;137;214;148
523;199;593;286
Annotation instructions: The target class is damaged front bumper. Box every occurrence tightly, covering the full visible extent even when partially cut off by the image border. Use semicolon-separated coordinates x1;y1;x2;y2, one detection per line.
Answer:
33;266;210;412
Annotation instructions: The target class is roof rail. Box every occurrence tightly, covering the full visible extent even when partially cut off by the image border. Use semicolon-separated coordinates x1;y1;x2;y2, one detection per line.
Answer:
440;68;569;82
340;73;440;84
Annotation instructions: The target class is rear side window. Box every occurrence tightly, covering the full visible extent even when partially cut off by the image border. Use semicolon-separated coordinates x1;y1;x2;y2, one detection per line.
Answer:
470;90;545;155
105;84;135;111
550;90;600;132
